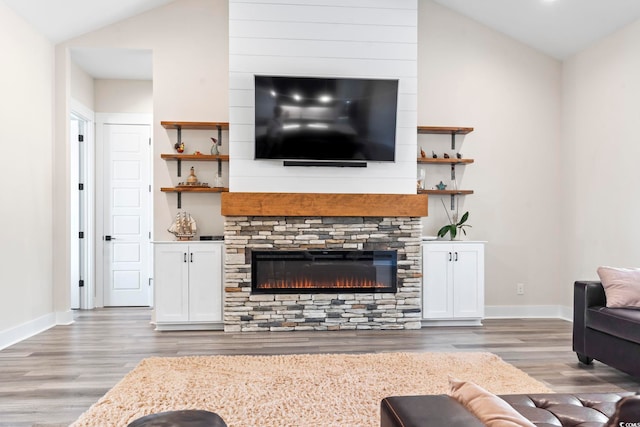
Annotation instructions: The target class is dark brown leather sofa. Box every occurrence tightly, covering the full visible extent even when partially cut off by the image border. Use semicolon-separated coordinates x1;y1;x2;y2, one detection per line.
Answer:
573;281;640;378
380;392;637;427
380;282;640;426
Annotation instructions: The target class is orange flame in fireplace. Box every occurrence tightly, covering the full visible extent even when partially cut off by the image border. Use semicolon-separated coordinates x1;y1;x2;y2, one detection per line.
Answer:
259;277;388;290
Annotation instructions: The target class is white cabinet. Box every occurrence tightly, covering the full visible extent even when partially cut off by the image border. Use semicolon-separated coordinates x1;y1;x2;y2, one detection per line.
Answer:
154;242;223;330
422;241;484;325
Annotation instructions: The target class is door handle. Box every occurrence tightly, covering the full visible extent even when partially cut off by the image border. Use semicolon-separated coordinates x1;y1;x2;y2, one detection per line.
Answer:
454;252;458;262
105;235;116;241
190;253;193;263
183;252;187;263
448;252;452;262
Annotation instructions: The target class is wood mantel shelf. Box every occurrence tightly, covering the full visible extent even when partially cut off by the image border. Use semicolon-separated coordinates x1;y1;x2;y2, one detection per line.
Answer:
221;193;429;217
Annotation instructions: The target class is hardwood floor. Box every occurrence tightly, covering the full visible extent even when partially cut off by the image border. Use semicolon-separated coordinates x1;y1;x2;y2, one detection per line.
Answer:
1;309;639;427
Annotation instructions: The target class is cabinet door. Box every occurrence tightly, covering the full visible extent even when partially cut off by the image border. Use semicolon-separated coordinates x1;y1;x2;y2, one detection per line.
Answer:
154;244;189;322
452;243;484;318
188;244;223;322
422;244;454;318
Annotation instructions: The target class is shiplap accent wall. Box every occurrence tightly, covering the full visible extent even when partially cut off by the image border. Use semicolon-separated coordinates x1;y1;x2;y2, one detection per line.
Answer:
228;0;417;193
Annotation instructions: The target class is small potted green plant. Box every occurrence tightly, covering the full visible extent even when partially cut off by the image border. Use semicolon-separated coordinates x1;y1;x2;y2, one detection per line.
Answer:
437;200;471;240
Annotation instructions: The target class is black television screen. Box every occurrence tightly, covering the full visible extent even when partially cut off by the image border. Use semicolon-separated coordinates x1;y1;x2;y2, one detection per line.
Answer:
255;75;398;162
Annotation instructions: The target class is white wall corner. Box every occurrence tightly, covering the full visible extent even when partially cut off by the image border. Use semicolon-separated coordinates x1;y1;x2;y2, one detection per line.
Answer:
0;313;57;351
56;310;75;325
485;305;572;321
559;305;573;322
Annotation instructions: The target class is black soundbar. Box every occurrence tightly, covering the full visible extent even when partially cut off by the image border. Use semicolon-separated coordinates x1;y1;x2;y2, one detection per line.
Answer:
283;160;367;168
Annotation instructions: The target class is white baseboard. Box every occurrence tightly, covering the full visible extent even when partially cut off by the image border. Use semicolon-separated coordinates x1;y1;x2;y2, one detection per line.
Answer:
421;319;483;327
154;321;224;331
485;305;572;321
0;313;57;351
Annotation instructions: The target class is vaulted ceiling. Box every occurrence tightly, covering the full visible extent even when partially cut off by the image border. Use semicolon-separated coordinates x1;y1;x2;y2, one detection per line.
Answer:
4;0;640;79
432;0;640;59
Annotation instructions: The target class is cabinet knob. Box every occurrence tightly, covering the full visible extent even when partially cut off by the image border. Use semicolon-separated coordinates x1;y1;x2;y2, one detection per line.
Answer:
454;252;458;262
190;253;193;263
183;253;187;263
448;252;452;262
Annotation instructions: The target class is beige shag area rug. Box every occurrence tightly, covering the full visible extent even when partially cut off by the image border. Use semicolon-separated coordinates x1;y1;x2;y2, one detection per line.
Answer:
72;352;551;427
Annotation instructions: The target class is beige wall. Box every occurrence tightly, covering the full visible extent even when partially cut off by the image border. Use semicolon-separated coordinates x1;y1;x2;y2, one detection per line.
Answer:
94;80;153;113
561;18;640;306
418;1;564;313
70;61;94;109
0;2;55;335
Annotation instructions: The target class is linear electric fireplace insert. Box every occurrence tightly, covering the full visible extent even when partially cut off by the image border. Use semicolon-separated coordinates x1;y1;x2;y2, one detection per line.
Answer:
251;250;397;294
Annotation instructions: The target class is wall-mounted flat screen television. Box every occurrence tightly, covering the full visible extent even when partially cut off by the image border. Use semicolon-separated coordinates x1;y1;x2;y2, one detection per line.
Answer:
255;75;398;162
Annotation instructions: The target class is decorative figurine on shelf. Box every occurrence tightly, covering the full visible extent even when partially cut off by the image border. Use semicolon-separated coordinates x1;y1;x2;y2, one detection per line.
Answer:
187;167;198;185
210;137;219;155
174;141;185;153
456;152;462;159
443;153;450;159
436;181;447;190
420;147;426;158
177;166;209;188
168;211;197;241
432;150;438;158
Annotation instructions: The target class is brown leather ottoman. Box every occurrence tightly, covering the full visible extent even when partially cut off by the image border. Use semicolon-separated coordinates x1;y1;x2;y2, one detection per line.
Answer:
127;410;227;427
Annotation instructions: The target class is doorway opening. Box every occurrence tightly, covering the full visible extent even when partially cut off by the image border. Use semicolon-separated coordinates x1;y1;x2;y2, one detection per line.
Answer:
70;103;95;309
69;47;153;309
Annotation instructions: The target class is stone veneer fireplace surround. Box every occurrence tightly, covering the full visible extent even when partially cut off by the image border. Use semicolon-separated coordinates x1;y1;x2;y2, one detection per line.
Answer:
223;216;423;332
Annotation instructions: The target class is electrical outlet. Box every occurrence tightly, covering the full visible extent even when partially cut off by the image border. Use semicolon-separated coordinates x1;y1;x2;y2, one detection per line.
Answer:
516;283;525;295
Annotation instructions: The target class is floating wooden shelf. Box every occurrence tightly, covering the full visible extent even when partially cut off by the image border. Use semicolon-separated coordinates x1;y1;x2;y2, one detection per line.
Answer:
161;121;229;130
417;125;475;210
162;186;229;208
161;154;229;161
417;158;474;164
221;193;429;217
419;190;474;195
417;126;474;135
161;187;229;193
161;120;229;209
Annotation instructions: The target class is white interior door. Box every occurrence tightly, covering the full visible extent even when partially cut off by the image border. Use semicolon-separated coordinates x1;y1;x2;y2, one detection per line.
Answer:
103;123;151;306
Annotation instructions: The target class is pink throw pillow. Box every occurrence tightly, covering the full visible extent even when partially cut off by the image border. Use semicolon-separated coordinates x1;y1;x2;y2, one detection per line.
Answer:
449;378;536;427
597;266;640;308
